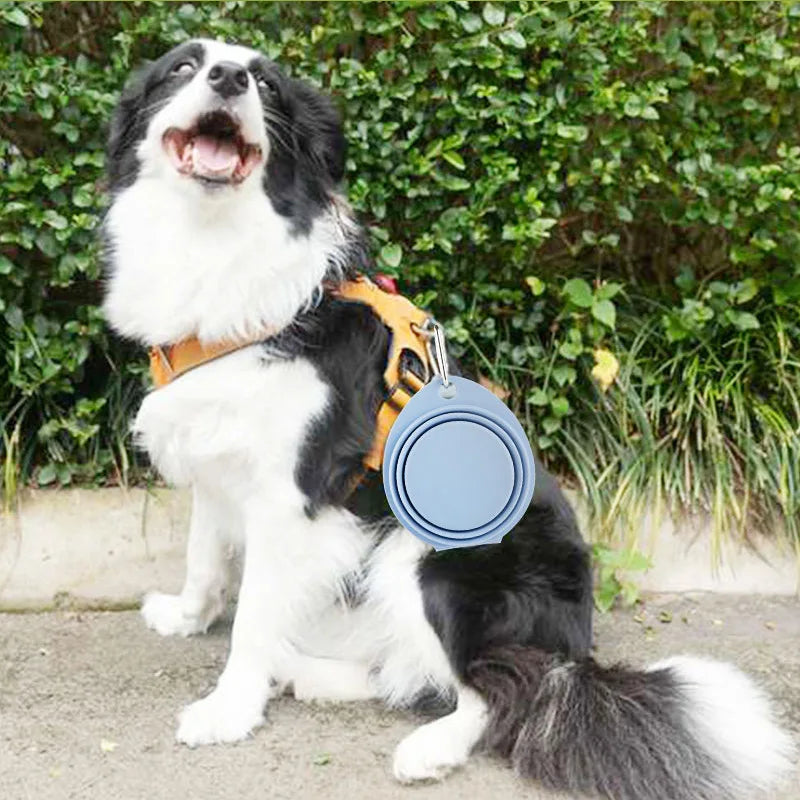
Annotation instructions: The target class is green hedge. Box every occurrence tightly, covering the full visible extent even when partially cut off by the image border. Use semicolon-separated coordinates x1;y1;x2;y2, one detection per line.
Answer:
2;2;799;545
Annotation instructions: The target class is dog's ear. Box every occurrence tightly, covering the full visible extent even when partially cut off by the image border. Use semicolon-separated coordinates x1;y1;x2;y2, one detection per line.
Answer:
291;79;347;185
106;63;151;187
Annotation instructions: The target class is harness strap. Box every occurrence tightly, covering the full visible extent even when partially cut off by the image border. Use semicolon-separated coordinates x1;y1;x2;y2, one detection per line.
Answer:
149;336;269;388
148;276;434;473
332;276;433;471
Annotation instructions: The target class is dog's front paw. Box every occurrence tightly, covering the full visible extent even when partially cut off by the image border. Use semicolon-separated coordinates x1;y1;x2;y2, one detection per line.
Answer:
393;722;466;783
176;689;265;747
141;592;208;637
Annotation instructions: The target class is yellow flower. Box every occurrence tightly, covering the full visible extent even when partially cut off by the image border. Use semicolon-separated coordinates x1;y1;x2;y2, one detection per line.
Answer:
591;349;619;392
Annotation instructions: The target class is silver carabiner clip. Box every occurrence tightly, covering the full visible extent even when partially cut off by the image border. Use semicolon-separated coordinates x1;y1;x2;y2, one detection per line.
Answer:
431;322;450;388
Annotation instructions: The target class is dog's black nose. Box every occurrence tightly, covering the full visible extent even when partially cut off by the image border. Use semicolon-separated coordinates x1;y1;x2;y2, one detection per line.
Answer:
207;61;249;98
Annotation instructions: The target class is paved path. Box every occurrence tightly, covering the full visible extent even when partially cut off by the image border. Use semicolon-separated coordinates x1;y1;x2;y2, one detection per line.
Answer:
1;595;798;800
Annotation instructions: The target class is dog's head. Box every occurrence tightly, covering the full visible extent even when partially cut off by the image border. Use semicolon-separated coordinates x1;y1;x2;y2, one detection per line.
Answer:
107;39;346;227
103;40;365;345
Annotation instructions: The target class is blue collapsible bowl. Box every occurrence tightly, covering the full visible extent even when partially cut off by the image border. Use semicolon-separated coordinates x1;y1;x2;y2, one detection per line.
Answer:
382;375;535;550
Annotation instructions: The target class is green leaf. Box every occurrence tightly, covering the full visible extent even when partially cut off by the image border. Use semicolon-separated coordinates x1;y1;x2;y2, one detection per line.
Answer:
675;266;696;294
728;311;760;331
38;464;57;486
733;278;758;305
3;7;29;27
550;396;570;417
773;278;800;305
36;231;58;259
596;282;622;301
5;306;23;330
663;26;681;57
623;96;642;117
551;365;576;387
562;278;593;308
542;416;561;435
72;184;94;209
555;123;589;142
700;31;717;59
624;551;652;572
438;175;471;191
528;388;549;407
616;204;633;223
379;243;402;268
442;151;465;170
42;173;63;190
594;580;620;613
482;3;505;26
0;255;14;275
558;340;583;360
498;29;526;49
53;122;80;144
525;276;545;296
43;210;69;230
461;13;482;33
591;299;616;329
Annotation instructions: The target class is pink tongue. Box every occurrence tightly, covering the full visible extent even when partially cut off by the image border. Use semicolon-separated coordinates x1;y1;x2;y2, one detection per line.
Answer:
192;135;239;173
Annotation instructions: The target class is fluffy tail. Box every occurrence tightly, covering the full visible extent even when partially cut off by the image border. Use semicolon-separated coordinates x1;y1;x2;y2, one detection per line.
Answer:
466;646;793;800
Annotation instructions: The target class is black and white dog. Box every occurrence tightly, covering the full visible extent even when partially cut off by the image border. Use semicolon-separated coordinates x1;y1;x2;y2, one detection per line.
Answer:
102;40;791;798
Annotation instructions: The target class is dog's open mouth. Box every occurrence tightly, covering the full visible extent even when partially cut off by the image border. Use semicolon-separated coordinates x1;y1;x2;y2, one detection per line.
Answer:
163;110;262;185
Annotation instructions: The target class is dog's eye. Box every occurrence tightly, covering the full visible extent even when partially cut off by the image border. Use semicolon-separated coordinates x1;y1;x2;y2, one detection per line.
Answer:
255;74;278;95
172;60;197;77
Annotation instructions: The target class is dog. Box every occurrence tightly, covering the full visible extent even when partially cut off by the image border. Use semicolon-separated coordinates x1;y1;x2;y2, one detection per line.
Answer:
102;39;792;798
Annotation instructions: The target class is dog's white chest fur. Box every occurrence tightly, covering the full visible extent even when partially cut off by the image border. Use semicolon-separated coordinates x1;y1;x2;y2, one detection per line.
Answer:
104;178;341;346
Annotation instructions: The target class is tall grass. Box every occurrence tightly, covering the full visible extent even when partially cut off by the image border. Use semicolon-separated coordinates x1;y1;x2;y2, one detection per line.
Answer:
0;354;149;499
549;304;800;557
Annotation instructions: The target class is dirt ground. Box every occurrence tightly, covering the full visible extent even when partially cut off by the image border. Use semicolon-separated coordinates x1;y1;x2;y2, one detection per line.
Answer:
1;594;798;800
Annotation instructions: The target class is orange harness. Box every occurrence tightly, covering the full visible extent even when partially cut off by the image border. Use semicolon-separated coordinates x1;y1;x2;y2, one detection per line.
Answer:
149;276;434;472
